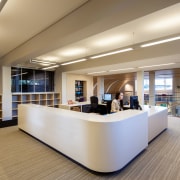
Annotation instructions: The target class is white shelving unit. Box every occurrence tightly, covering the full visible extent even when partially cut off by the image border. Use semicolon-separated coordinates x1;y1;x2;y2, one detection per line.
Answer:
12;92;61;118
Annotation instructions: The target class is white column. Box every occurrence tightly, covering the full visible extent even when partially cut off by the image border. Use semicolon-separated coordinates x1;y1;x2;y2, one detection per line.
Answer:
97;77;104;102
61;72;67;104
2;66;12;120
149;71;155;106
136;71;144;105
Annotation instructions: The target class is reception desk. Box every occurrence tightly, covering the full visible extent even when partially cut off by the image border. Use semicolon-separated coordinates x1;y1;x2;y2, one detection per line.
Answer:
142;105;168;142
18;104;148;173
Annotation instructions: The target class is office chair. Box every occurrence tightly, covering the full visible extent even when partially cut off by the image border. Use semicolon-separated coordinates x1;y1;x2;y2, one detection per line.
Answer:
90;96;108;115
90;96;99;113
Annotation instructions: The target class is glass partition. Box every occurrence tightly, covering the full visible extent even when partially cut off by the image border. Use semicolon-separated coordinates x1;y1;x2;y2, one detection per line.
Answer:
11;67;54;93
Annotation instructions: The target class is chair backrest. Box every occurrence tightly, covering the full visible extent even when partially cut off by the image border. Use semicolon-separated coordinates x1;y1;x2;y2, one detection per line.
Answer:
90;96;98;109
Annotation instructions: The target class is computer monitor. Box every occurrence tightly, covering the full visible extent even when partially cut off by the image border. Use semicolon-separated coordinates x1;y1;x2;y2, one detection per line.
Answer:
103;93;112;102
130;96;139;109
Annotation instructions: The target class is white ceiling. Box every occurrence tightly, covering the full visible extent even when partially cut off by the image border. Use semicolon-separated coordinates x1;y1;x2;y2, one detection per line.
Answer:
0;0;180;76
0;0;88;57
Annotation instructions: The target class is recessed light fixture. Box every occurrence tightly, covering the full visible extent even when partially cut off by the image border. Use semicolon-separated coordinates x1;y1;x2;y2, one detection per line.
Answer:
109;68;135;72
42;65;60;70
61;58;87;66
140;36;180;47
138;63;175;68
90;48;133;59
30;59;57;65
37;56;60;61
87;71;107;75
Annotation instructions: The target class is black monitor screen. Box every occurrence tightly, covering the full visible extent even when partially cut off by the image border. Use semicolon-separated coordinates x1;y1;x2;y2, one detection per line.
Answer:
104;93;112;101
130;96;139;109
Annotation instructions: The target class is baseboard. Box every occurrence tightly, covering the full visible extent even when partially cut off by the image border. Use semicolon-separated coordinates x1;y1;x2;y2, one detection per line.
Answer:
0;118;17;128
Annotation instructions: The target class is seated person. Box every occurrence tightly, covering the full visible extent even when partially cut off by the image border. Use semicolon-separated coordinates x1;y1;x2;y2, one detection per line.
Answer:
111;92;124;113
119;92;124;111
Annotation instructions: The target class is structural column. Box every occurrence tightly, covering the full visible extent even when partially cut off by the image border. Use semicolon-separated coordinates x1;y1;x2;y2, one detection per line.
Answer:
149;71;155;106
61;72;67;104
2;66;12;120
97;77;104;102
136;71;144;105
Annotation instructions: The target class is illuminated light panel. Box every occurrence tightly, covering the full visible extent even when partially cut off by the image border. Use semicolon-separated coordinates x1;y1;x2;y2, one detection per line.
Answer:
90;48;133;59
138;63;175;68
87;71;107;75
42;65;60;70
140;36;180;47
30;59;56;65
40;56;60;61
39;63;50;66
61;48;86;57
109;68;135;72
61;58;87;65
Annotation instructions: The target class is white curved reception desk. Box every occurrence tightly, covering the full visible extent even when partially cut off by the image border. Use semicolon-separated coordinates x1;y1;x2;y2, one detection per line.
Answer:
143;105;168;142
18;104;167;173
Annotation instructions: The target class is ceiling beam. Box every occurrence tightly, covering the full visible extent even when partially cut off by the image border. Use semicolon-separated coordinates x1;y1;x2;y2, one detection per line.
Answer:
0;0;179;67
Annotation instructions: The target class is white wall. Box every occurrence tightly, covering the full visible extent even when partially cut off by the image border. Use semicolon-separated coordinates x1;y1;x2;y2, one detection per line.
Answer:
62;73;93;104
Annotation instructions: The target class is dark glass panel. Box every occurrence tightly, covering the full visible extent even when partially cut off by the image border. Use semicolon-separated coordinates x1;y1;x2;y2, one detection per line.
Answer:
21;68;34;92
34;70;45;92
11;67;55;93
46;71;54;92
11;67;22;92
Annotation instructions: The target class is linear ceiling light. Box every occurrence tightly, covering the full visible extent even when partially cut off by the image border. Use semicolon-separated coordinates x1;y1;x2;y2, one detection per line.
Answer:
30;59;57;65
42;65;60;70
138;63;175;69
90;48;133;59
87;71;107;75
140;36;180;48
61;58;87;65
109;67;135;72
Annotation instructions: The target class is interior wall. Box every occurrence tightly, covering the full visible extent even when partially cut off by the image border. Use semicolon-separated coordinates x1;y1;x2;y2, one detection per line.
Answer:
65;73;93;103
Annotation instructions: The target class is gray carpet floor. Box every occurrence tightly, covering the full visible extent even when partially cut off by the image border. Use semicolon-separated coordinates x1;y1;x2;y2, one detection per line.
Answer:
0;116;180;180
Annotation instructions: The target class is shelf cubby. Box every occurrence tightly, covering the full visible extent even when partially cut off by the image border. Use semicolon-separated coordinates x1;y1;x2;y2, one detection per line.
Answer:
11;92;61;118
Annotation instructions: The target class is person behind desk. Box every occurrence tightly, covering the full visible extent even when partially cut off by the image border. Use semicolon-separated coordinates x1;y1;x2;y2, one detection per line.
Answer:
111;92;124;113
119;92;124;111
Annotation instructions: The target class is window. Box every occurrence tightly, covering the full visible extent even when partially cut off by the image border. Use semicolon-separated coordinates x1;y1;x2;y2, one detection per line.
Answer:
34;70;45;92
21;68;34;92
11;68;21;92
142;78;172;92
11;67;54;93
155;78;172;91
